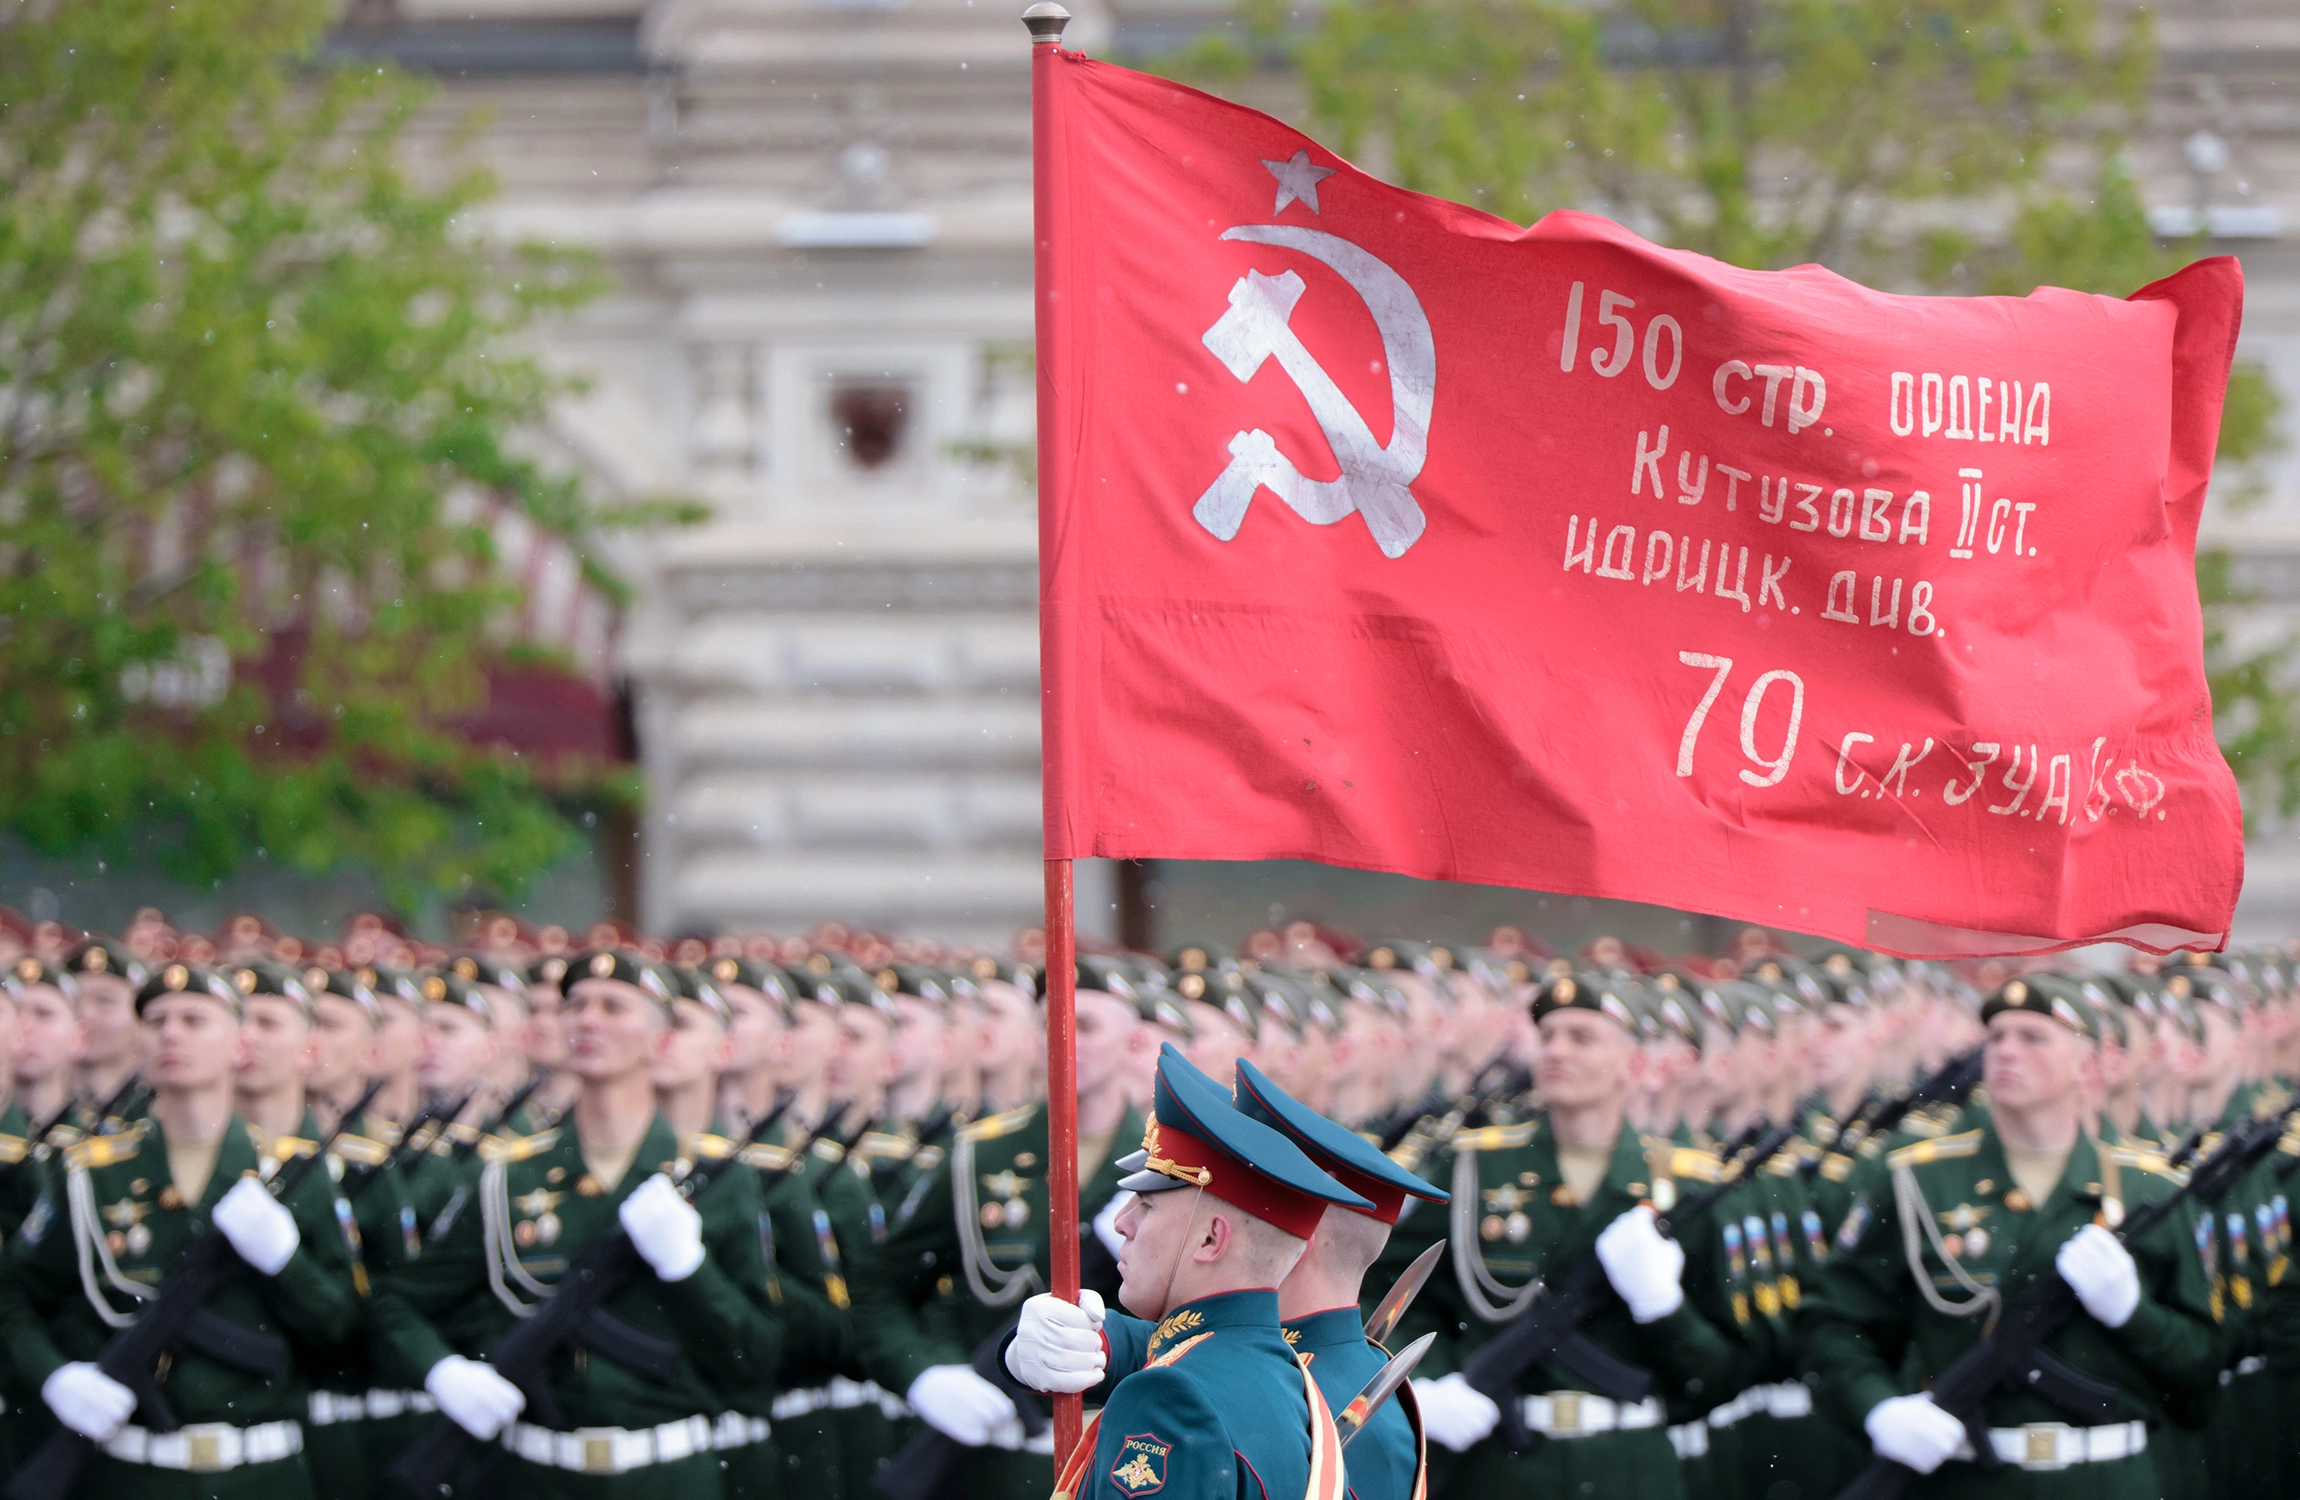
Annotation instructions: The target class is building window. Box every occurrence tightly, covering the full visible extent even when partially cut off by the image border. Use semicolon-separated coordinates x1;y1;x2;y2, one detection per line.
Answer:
829;379;912;471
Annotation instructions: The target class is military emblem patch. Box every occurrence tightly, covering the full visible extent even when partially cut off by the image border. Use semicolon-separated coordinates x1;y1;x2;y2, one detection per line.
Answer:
1110;1434;1171;1495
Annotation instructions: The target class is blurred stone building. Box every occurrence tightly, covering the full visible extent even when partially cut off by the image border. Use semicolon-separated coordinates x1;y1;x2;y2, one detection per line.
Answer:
332;0;2300;949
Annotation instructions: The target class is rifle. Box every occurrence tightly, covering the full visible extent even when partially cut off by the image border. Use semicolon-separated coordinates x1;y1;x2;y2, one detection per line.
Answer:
1817;1046;1985;1170
385;1090;475;1174
449;1074;550;1162
390;1098;794;1497
871;1306;1047;1500
1834;1104;2296;1500
1460;1116;1805;1451
86;1076;147;1136
5;1078;387;1500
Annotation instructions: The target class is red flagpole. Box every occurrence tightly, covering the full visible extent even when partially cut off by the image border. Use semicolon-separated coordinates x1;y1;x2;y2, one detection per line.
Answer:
1026;0;1084;1471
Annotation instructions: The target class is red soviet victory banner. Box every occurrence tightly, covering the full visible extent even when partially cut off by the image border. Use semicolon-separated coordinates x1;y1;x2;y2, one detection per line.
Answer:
1034;51;2246;958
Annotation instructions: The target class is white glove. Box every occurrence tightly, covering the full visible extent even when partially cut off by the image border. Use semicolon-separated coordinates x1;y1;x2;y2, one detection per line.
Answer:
1092;1192;1134;1262
425;1354;527;1440
2056;1223;2141;1329
1863;1392;1966;1474
1412;1372;1501;1452
213;1176;300;1276
42;1362;137;1441
906;1364;1021;1447
1006;1290;1107;1393
618;1174;705;1282
1595;1206;1685;1323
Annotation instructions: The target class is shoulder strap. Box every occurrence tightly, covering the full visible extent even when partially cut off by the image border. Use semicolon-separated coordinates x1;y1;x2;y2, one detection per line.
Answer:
1300;1354;1347;1500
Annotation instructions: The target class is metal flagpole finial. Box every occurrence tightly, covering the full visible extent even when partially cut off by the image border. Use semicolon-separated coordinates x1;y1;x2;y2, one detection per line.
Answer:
1022;2;1071;44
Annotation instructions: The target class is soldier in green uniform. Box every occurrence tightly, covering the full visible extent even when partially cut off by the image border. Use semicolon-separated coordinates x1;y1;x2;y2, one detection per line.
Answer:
1013;1048;1446;1500
1408;973;1756;1500
1796;978;2223;1499
370;948;839;1500
0;960;363;1498
1051;1045;1368;1500
62;938;148;1132
849;960;1144;1500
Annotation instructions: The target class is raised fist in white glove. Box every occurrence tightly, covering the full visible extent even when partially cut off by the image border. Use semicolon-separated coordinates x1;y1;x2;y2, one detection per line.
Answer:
1006;1290;1107;1393
1412;1372;1501;1452
42;1362;137;1441
426;1354;527;1440
1864;1393;1966;1474
2056;1223;2140;1330
213;1175;300;1275
906;1364;1020;1447
619;1174;705;1282
1596;1206;1685;1323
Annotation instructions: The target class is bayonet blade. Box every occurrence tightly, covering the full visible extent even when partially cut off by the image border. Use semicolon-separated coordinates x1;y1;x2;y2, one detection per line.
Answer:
1363;1241;1444;1348
1336;1333;1436;1449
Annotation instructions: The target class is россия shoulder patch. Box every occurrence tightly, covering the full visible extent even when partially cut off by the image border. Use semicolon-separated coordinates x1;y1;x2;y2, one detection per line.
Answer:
1110;1433;1172;1496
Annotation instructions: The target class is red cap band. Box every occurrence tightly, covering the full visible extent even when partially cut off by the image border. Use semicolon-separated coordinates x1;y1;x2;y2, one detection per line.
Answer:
1152;1120;1329;1239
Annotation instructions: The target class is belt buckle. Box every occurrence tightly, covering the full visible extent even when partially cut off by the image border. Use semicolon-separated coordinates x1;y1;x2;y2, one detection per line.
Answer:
2023;1423;2069;1467
1551;1391;1582;1435
183;1425;230;1473
576;1429;619;1475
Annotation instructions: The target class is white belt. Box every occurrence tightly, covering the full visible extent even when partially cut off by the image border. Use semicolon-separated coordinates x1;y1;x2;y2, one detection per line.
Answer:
504;1415;714;1475
713;1412;773;1450
308;1389;438;1426
105;1420;303;1472
1952;1421;2146;1472
1668;1421;1711;1460
1518;1393;1664;1438
774;1386;835;1418
1707;1381;1814;1430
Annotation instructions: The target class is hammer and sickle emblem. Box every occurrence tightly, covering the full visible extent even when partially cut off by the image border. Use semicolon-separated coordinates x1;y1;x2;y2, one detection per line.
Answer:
1195;226;1436;559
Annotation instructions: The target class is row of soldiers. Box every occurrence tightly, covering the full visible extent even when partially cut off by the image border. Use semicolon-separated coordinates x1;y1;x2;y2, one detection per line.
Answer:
0;911;2294;1500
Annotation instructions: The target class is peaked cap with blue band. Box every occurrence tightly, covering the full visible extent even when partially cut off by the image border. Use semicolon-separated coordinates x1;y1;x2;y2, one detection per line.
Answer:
1231;1055;1447;1226
1116;1043;1370;1238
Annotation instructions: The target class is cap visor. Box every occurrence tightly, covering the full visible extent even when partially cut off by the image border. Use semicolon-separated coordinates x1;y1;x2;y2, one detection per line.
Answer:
1114;1149;1149;1173
1116;1168;1191;1194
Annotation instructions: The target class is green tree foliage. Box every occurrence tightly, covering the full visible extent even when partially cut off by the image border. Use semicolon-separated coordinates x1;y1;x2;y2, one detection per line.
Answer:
1171;0;2291;814
0;0;681;906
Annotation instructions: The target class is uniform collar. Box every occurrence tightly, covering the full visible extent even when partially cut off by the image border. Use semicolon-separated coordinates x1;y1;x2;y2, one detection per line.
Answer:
1145;1279;1288;1343
146;1113;262;1212
1281;1305;1366;1351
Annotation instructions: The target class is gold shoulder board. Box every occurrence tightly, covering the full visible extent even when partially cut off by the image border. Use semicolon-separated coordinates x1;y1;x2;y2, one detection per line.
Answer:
956;1105;1038;1145
1886;1129;1983;1169
1450;1121;1537;1154
67;1122;146;1171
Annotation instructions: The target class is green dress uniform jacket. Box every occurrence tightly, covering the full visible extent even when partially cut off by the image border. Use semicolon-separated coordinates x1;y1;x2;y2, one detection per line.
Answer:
1078;1290;1329;1500
0;1115;361;1500
1426;1118;1754;1500
850;1101;1141;1500
370;1114;840;1500
268;1113;421;1500
734;1125;868;1500
1098;1303;1421;1500
1794;1129;2223;1500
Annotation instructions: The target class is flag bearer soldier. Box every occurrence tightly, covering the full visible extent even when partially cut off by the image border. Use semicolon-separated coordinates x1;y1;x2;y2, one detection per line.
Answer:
0;961;363;1498
62;938;149;1134
1795;978;2222;1499
848;960;1145;1500
369;948;834;1500
1409;973;1755;1500
1011;1048;1447;1500
1048;1045;1369;1500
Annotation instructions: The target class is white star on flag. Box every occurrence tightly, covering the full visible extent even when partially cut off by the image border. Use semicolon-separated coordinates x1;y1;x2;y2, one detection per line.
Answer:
1262;149;1336;215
